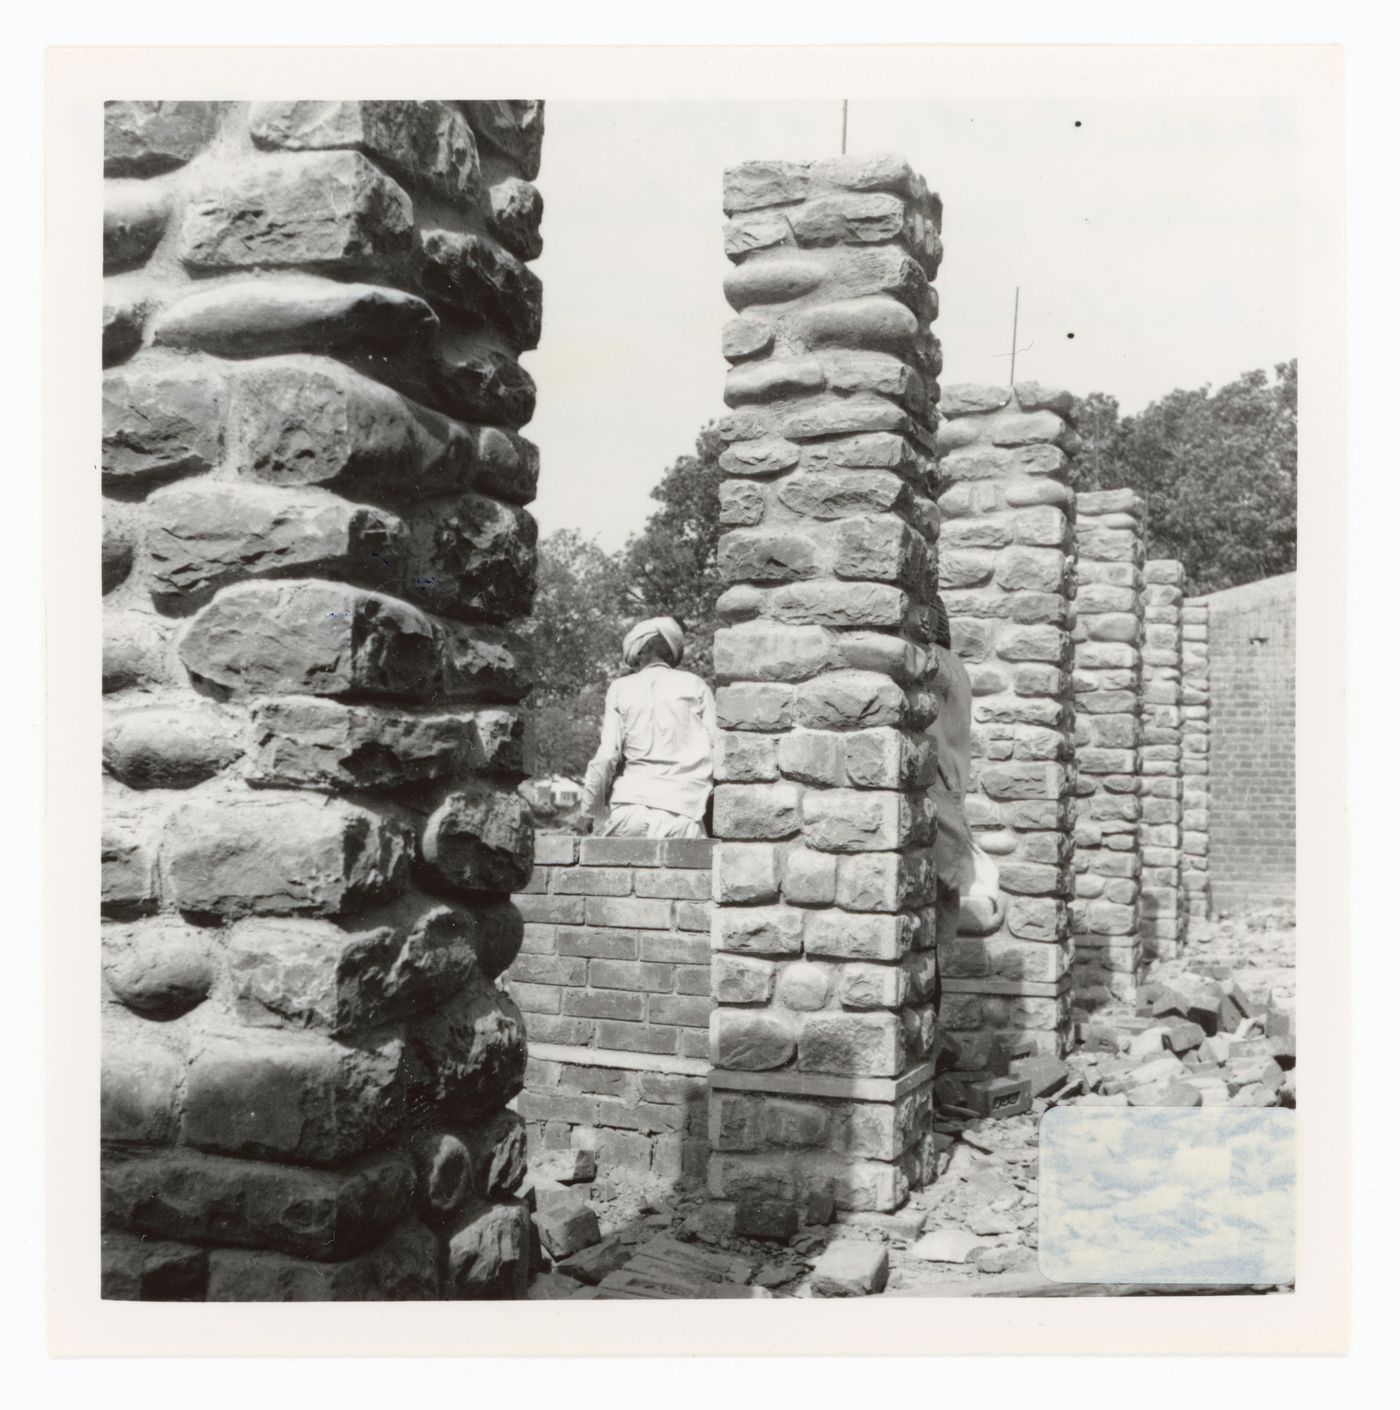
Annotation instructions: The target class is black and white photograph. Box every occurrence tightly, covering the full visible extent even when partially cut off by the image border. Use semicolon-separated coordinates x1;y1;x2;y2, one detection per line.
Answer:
37;37;1354;1363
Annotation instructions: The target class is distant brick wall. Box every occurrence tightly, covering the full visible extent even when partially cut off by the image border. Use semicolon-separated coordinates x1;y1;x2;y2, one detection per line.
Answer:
508;835;713;1179
1201;574;1295;914
1180;600;1212;926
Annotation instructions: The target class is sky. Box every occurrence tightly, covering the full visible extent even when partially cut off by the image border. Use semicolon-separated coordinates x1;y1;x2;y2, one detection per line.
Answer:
523;97;1298;550
1039;1108;1296;1284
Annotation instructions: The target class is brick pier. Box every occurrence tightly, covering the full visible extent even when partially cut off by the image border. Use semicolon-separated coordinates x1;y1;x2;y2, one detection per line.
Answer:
510;836;713;1181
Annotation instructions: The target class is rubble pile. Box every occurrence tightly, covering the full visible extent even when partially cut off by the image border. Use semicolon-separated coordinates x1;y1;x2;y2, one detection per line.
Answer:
519;1122;1042;1299
517;1151;759;1299
520;915;1296;1300
1060;913;1296;1111
1063;975;1295;1110
933;914;1296;1116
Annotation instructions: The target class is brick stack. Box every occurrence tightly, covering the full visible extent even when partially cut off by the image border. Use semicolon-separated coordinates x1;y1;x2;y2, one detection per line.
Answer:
508;836;712;1181
100;99;546;1301
1139;559;1187;961
1180;599;1212;929
934;383;1079;1068
707;154;944;1232
1069;490;1147;1006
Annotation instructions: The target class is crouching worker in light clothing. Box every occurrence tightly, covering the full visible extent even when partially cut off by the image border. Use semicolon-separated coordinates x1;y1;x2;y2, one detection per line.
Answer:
578;616;717;839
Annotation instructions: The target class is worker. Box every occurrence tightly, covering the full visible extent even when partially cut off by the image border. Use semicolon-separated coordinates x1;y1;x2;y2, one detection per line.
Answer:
578;616;717;839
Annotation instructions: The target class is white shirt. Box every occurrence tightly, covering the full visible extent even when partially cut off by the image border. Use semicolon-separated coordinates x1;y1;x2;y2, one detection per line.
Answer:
580;663;717;822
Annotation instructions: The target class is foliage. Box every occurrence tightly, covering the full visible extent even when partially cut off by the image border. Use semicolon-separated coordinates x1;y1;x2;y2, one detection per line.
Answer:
1068;391;1123;495
525;363;1297;779
1072;361;1297;596
522;529;627;780
524;425;725;779
618;424;726;680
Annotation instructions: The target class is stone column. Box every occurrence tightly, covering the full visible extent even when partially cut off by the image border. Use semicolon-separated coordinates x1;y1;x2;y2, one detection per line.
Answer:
101;100;545;1301
1139;559;1186;961
1069;490;1146;1006
706;154;944;1231
1180;599;1212;930
934;383;1079;1069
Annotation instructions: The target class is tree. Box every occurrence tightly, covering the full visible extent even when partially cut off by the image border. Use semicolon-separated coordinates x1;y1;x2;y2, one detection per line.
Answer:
619;423;725;681
523;428;726;784
1069;391;1123;494
523;529;627;780
1073;361;1296;596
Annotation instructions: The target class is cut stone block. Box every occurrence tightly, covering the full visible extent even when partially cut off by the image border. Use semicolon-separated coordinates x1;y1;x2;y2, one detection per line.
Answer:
808;1239;890;1297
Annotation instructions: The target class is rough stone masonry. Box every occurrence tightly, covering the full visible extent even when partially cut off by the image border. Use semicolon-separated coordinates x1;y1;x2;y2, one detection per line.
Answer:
1140;559;1188;961
707;154;945;1233
1069;489;1148;1008
934;384;1081;1069
101;99;545;1301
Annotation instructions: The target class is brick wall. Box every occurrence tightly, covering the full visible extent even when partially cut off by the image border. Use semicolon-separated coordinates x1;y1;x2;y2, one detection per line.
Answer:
1180;600;1212;925
1200;573;1295;914
508;836;713;1180
100;99;545;1303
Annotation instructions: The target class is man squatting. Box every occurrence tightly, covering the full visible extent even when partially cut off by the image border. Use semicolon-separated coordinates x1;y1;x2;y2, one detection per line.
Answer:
578;610;997;907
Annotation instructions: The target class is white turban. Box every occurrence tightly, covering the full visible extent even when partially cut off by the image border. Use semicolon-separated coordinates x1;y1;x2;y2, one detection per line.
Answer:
622;616;685;668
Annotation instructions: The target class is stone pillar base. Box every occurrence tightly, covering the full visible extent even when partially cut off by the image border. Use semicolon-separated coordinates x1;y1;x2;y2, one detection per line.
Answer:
708;1062;938;1233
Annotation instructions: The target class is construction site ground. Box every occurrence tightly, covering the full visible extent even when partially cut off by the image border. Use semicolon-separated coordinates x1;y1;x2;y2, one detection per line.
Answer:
525;911;1297;1301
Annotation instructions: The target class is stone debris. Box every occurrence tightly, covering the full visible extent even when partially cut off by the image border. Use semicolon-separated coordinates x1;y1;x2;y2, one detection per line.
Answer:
553;1235;633;1286
524;1174;583;1213
525;1271;581;1300
754;1261;803;1288
808;1240;890;1298
971;1244;1035;1275
833;1208;927;1243
532;1199;601;1261
592;1236;763;1300
522;913;1295;1302
967;1205;1018;1237
1054;920;1296;1113
907;1228;991;1264
932;915;1295;1120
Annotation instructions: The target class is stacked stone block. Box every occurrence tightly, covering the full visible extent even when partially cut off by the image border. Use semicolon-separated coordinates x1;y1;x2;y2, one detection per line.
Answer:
1069;490;1146;1005
1139;559;1187;960
934;383;1079;1067
100;100;546;1301
708;154;944;1230
1180;599;1212;927
508;836;712;1181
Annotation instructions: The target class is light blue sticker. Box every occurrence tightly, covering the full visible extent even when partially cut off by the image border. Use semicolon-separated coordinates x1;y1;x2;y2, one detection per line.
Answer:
1038;1108;1295;1284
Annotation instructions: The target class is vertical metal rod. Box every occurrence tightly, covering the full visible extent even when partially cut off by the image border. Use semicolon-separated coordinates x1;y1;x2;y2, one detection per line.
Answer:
1008;286;1021;387
841;100;848;155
